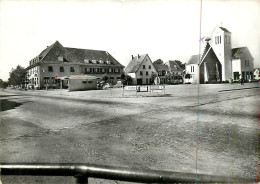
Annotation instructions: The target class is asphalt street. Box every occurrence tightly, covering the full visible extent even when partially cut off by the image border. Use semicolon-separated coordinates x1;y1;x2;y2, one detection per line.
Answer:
0;83;259;183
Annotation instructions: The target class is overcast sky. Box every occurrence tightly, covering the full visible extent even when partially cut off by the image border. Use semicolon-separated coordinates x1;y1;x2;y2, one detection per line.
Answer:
0;0;259;81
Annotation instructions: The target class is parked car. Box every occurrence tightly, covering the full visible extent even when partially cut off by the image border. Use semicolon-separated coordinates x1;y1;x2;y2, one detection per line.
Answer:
170;76;183;84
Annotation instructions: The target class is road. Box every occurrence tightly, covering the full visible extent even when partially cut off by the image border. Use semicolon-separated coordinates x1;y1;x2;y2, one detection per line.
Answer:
0;83;259;183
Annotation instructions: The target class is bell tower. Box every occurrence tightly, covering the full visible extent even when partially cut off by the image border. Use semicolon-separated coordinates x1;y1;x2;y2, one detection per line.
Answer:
211;27;232;81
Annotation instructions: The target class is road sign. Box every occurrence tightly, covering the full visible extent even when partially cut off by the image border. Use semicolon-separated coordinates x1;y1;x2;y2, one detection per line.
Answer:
124;86;137;91
154;77;160;85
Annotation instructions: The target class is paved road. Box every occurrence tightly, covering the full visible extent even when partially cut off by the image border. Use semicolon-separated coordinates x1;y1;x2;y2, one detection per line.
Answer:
0;83;259;183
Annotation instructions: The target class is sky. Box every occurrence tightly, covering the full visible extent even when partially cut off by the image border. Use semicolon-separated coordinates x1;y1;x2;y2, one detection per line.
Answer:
0;0;259;81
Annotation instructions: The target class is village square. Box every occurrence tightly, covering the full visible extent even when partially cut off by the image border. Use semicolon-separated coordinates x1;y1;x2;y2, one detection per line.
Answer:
0;25;259;183
0;0;259;183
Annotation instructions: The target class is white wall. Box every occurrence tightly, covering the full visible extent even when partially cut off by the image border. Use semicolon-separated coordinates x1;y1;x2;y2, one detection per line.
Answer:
135;55;157;84
211;27;232;81
185;64;199;84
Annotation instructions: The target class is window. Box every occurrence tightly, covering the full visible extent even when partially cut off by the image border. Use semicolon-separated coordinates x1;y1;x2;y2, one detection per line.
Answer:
220;36;221;44
89;68;93;73
149;65;151;69
143;65;145;69
52;77;56;84
97;68;100;73
60;67;64;72
215;37;217;44
70;67;75;72
82;81;87;84
146;71;148;75
48;66;53;72
44;77;49;84
245;60;249;67
140;71;143;75
88;81;93;83
58;56;63;62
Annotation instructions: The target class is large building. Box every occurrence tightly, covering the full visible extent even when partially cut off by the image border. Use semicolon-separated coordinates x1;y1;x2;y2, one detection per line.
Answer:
26;41;124;89
185;27;254;84
124;54;158;85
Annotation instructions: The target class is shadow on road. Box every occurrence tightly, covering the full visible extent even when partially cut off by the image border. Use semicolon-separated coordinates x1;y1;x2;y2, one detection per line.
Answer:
0;99;23;112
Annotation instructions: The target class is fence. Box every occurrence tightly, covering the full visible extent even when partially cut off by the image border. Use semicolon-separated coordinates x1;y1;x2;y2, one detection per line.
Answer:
0;163;256;184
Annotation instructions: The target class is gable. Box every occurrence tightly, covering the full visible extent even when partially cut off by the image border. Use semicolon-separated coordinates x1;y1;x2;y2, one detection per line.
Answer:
41;41;77;63
200;46;221;66
136;55;157;74
124;54;146;73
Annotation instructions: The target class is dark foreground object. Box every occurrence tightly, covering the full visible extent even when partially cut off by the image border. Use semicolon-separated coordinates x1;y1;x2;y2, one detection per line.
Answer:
0;163;256;184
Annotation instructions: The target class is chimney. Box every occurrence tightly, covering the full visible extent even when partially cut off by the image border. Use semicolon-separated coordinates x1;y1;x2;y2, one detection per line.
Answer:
138;54;140;59
131;55;134;60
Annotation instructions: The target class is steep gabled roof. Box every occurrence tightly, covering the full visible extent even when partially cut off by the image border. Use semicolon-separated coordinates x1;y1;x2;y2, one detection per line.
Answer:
27;40;123;67
65;47;123;66
232;47;247;59
187;55;200;65
153;64;169;72
200;43;211;61
124;54;147;73
187;42;214;65
219;27;231;33
166;60;183;71
41;41;78;63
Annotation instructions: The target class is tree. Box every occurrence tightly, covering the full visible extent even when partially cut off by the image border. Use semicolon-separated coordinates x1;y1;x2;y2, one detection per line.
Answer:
102;74;109;83
150;72;157;84
174;60;185;70
8;65;27;87
165;73;172;84
124;75;132;85
153;59;164;65
0;79;8;88
120;73;125;80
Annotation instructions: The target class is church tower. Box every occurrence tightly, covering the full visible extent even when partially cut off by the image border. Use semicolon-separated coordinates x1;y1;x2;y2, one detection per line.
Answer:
211;27;232;81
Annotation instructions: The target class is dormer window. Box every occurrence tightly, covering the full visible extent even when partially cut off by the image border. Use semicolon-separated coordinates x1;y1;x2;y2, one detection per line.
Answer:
106;60;111;65
92;60;97;64
100;60;104;64
84;58;89;63
58;56;63;62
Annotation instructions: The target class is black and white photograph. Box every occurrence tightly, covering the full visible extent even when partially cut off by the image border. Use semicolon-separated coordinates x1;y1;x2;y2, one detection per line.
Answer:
0;0;259;183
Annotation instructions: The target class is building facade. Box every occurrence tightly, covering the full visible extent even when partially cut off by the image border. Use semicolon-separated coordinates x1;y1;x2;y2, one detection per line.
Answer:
153;63;170;84
231;47;254;81
124;54;158;85
26;41;124;89
185;26;254;84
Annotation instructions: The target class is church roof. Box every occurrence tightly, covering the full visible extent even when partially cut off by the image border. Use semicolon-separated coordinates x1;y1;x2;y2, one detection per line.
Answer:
219;27;231;33
232;47;247;59
124;54;147;73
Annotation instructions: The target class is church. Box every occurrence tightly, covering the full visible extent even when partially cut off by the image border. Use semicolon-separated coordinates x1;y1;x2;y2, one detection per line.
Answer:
185;27;254;84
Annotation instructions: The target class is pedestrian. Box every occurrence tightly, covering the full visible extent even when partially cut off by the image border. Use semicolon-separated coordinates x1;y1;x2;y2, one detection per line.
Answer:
239;74;244;85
